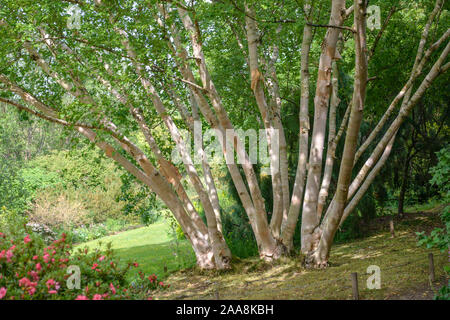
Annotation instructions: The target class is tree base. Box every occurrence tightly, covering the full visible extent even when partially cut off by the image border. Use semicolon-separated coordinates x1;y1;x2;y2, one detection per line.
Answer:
259;241;289;261
304;250;329;269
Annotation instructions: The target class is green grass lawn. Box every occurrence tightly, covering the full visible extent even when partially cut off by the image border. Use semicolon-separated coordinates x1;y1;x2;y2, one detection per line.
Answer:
155;208;448;300
77;203;447;299
77;220;196;280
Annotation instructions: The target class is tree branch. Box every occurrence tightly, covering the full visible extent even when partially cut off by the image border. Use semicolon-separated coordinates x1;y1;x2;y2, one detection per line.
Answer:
306;22;355;33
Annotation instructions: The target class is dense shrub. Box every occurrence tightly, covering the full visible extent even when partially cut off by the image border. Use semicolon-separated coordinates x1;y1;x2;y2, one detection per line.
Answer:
221;205;258;258
0;208;168;300
29;193;91;229
21;149;139;224
0;160;29;215
416;145;449;300
68;219;138;244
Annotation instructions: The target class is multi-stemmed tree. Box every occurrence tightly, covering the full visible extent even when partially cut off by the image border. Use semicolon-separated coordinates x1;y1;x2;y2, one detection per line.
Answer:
0;0;448;268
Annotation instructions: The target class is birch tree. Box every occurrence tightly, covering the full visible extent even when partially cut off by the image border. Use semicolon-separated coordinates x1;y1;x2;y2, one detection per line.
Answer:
0;0;448;269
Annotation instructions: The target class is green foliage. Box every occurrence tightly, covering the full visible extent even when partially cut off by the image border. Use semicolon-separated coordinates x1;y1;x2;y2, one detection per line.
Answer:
21;148;117;191
0;208;168;300
68;218;135;244
20;148;146;228
0;206;28;236
416;146;450;300
118;172;161;225
417;145;450;251
429;146;450;197
220;167;259;258
0;161;29;215
221;205;258;258
0;104;69;214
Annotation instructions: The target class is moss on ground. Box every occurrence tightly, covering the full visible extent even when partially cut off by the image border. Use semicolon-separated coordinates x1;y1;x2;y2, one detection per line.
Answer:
155;208;448;300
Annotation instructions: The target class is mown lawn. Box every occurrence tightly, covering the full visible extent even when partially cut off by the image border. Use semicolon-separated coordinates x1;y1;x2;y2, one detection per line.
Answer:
77;221;196;280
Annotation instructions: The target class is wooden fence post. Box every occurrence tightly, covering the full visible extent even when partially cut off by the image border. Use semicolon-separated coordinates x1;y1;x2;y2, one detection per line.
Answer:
428;253;435;282
215;288;220;300
351;272;359;300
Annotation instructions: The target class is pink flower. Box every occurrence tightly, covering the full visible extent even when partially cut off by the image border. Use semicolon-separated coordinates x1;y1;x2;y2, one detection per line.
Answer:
19;277;31;287
92;294;103;300
6;250;13;263
32;255;38;260
133;262;139;267
43;253;50;263
28;271;39;282
28;287;36;296
109;283;116;295
0;250;5;259
91;263;98;270
75;295;89;300
35;263;42;271
99;256;105;261
46;279;55;289
24;234;31;244
48;290;57;294
0;287;6;299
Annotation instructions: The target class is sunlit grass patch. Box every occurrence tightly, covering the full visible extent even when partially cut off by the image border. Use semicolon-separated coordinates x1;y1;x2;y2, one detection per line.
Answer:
155;210;447;300
77;221;195;279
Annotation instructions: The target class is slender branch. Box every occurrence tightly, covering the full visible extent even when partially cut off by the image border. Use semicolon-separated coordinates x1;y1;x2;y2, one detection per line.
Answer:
369;5;397;60
306;22;356;33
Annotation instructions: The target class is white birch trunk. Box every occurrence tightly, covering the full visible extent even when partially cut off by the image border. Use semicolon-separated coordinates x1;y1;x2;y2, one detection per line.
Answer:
301;0;346;254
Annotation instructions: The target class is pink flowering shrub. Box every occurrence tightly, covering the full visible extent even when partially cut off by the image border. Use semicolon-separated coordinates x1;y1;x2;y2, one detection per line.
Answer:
0;210;169;300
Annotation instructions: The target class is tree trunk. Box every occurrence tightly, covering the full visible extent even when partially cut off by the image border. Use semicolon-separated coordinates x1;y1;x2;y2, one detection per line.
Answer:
310;0;368;266
397;157;411;218
245;5;284;239
301;0;346;254
177;5;283;260
317;38;342;220
280;0;314;251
